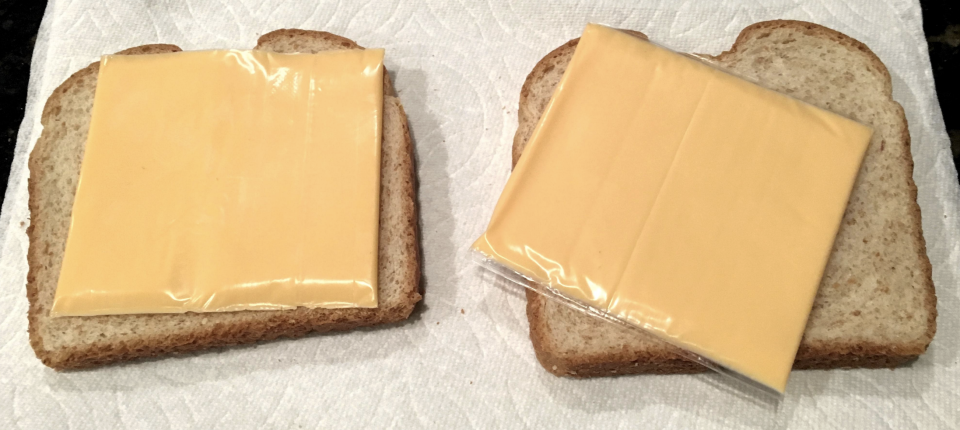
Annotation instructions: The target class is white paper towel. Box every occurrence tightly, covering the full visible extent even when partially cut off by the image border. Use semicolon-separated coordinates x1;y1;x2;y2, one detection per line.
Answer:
1;0;957;428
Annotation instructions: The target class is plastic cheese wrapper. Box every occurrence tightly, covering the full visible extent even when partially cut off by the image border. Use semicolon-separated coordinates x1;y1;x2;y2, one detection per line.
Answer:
51;49;385;316
472;23;872;397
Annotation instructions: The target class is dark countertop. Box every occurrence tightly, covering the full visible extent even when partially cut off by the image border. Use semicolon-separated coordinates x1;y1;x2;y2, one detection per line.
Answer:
922;1;959;161
0;0;45;203
0;1;957;205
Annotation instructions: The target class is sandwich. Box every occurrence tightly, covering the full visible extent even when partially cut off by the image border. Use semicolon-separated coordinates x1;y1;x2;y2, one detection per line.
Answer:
27;29;422;370
511;20;936;378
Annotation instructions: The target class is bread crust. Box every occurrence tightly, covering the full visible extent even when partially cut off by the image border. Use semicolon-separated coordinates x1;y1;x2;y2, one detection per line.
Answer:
27;32;422;370
520;20;936;377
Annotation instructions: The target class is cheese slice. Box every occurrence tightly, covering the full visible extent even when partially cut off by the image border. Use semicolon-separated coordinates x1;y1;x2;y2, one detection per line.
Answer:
473;24;871;393
52;48;384;316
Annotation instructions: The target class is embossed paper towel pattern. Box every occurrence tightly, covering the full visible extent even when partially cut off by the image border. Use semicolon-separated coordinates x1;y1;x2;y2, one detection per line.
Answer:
0;1;956;429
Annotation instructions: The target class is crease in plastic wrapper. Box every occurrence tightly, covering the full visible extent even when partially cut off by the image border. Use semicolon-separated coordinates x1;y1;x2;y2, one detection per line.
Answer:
472;23;873;399
50;48;385;317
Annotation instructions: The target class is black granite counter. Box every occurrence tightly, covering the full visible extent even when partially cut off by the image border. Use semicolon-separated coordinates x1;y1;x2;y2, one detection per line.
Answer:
0;0;45;203
0;1;956;204
922;1;959;162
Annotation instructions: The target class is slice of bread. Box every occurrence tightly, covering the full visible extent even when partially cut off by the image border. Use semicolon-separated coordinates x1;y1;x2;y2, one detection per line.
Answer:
26;30;422;370
517;21;937;377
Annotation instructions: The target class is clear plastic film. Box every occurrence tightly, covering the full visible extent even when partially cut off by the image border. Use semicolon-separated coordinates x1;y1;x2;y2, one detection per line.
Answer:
51;49;385;316
472;24;873;398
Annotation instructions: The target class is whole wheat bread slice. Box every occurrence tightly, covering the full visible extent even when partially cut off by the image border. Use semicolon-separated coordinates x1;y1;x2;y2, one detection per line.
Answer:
26;30;422;370
518;21;937;377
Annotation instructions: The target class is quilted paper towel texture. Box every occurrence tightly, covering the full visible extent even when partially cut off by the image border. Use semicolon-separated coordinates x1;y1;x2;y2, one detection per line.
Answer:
0;1;956;429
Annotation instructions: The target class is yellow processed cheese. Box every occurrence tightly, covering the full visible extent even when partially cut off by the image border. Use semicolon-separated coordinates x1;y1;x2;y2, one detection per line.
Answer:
52;48;384;316
473;24;871;393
